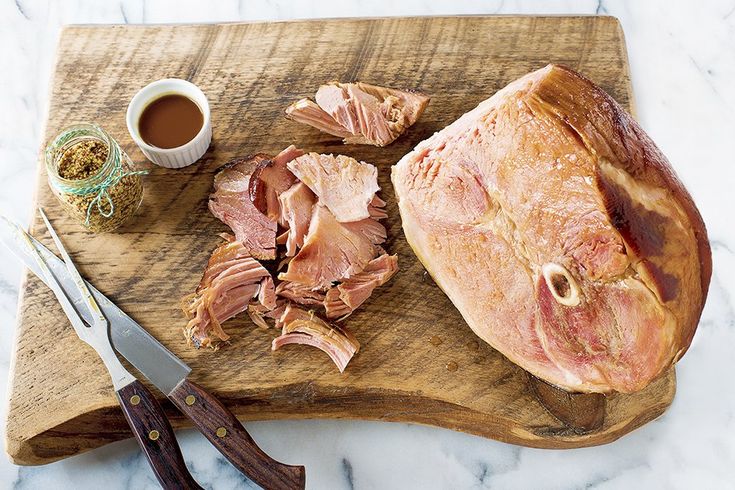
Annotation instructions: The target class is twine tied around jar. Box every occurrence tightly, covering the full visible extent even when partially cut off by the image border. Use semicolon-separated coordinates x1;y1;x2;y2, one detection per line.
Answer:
54;158;148;226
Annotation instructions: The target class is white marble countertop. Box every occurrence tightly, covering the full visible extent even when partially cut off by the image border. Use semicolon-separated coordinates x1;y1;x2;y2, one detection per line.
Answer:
1;0;734;488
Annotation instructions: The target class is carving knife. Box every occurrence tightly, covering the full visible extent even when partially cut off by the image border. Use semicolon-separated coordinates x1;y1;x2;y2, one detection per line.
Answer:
0;217;306;490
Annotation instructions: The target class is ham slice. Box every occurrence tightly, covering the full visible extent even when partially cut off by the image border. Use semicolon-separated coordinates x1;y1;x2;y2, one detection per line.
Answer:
392;64;711;393
275;281;326;306
324;253;398;318
210;149;303;259
249;145;302;222
278;204;386;289
271;304;360;372
283;99;354;139
182;239;274;348
277;182;316;256
286;82;430;146
287;153;380;222
209;156;278;260
368;195;388;220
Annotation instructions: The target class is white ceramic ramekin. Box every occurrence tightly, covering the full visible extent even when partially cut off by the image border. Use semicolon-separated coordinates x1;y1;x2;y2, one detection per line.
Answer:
126;78;212;169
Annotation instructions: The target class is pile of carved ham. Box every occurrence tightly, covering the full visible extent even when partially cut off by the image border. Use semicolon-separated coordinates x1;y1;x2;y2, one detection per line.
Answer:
182;146;397;372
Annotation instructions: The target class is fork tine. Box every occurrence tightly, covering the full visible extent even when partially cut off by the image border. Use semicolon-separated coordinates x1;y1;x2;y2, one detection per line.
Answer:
5;214;91;339
1;214;54;285
38;208;106;324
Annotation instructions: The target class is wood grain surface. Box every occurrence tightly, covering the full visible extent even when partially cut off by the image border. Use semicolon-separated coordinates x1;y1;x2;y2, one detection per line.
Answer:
6;15;676;465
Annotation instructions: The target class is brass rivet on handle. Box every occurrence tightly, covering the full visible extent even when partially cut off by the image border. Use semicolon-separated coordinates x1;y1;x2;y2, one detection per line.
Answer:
216;427;227;438
185;395;196;406
130;395;141;406
149;430;160;441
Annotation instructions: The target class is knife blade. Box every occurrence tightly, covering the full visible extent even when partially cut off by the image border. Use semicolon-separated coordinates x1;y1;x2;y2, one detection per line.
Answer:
1;219;306;489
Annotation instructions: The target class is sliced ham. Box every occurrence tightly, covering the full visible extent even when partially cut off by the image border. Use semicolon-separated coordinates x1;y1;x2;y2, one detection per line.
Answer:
287;153;379;223
183;284;258;348
182;240;274;348
278;182;316;256
267;299;289;323
257;275;277;310
196;239;252;290
278;204;386;289
209;156;278;260
324;253;398;318
247;305;271;330
286;82;430;146
275;281;326;306
368;195;388;220
271;304;360;372
210;149;303;259
284;99;354;139
249;145;302;222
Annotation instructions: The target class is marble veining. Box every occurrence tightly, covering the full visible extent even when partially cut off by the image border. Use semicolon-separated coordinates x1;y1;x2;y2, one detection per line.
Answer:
1;0;734;488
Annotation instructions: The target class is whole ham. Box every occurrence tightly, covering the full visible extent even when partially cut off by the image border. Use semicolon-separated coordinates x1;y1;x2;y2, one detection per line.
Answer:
392;64;711;393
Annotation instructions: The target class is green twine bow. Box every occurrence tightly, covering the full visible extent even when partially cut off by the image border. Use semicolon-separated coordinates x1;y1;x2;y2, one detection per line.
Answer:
56;157;148;226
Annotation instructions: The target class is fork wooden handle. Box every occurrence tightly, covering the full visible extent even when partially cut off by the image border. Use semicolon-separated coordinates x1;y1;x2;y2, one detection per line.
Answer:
170;378;306;490
117;380;203;490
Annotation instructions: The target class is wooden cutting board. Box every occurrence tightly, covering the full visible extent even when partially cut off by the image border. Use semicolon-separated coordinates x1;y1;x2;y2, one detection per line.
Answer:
6;15;675;465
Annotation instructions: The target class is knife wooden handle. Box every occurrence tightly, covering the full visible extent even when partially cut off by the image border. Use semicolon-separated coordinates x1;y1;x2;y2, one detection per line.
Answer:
169;379;306;490
117;380;203;490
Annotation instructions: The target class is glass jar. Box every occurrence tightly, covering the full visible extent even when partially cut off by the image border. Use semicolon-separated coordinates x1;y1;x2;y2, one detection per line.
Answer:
45;123;145;233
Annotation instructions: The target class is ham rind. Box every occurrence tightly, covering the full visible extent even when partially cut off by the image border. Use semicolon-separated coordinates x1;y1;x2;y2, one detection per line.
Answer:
287;81;430;147
182;240;274;348
392;64;711;393
271;304;360;372
278;182;317;256
324;254;398;318
210;159;278;260
278;204;386;289
287;153;379;222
